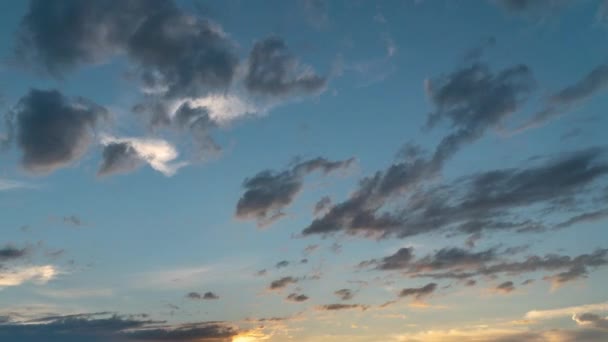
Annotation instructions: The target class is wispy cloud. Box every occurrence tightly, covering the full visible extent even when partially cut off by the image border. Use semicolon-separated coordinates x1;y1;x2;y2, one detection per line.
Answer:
525;301;608;320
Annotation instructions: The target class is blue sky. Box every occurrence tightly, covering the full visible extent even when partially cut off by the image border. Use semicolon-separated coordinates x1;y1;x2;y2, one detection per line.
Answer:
1;1;608;341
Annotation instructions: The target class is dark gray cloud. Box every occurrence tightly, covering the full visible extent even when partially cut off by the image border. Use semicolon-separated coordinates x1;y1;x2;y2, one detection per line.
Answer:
17;0;238;99
305;147;608;239
236;157;354;227
0;312;239;342
186;291;219;300
554;208;608;229
314;196;332;215
0;245;29;262
286;293;309;302
15;0;165;75
516;63;608;131
573;313;608;330
245;37;326;97
268;276;298;290
495;281;515;293
334;289;354;301
8;89;108;174
398;283;437;300
302;62;536;239
62;215;84;227
276;260;290;269
361;245;608;288
317;304;368;311
98;142;144;177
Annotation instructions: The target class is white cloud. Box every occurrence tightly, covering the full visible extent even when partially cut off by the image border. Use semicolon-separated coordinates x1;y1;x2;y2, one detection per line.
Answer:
0;179;29;191
189;94;261;125
0;265;59;287
525;301;608;320
100;135;187;176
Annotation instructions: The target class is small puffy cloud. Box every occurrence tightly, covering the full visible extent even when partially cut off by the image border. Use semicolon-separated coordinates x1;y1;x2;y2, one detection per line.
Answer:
268;276;298;291
0;245;29;262
334;289;354;301
495;281;515;294
276;260;290;269
286;293;309;303
99;135;187;177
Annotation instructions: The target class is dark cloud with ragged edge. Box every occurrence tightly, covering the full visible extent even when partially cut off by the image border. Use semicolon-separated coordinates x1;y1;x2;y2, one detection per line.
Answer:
245;37;327;97
0;312;238;342
360;245;608;288
186;291;219;300
317;303;368;311
302;62;536;238
398;283;437;300
286;293;309;302
304;146;608;240
268;276;298;290
495;281;515;294
7;89;108;174
334;289;354;301
236;157;355;227
16;0;238;98
0;244;29;261
276;260;290;269
98;142;144;177
515;62;608;132
573;312;608;330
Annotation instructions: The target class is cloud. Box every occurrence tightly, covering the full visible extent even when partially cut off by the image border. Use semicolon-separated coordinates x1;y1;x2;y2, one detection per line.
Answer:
99;135;187;176
268;276;298;290
306;146;608;240
0;265;59;287
276;260;290;269
493;0;568;14
286;293;309;302
303;61;536;238
186;291;219;300
17;0;238;99
398;283;437;300
317;304;368;311
554;208;608;229
62;215;84;227
7;89;108;174
0;245;29;262
573;313;608;330
314;196;332;216
334;289;354;301
236;157;355;227
495;281;515;294
0;179;29;191
514;63;608;132
526;301;608;320
0;312;238;342
245;37;326;97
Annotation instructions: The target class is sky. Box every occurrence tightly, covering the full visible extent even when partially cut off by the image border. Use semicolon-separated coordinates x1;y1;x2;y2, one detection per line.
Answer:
0;0;608;341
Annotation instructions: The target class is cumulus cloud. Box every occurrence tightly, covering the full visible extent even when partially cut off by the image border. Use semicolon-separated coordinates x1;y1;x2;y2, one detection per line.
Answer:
0;245;29;262
17;0;238;98
276;260;290;269
7;89;108;174
186;291;219;300
236;157;355;227
245;37;326;97
99;135;187;176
